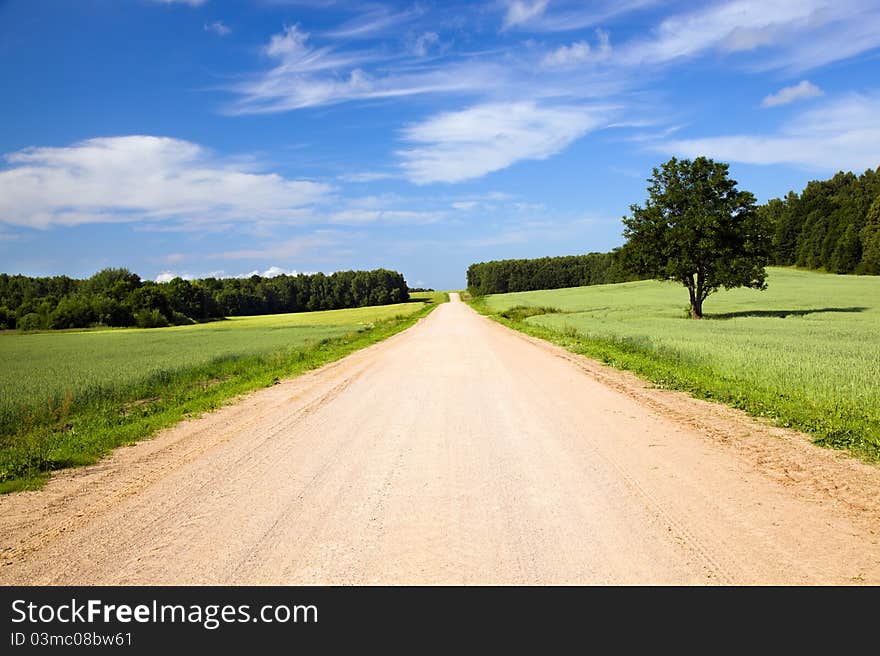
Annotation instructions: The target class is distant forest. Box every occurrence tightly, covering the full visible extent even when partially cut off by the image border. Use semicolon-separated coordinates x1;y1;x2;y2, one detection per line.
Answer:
467;251;639;296
760;166;880;274
0;268;409;331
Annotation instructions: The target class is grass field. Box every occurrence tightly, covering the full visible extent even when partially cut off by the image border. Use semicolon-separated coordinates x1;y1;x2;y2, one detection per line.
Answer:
472;268;880;460
0;293;445;491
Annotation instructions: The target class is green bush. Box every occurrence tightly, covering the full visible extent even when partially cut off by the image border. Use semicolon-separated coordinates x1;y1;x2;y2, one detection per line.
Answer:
48;296;96;329
134;308;169;328
17;313;43;331
169;311;195;326
499;306;561;321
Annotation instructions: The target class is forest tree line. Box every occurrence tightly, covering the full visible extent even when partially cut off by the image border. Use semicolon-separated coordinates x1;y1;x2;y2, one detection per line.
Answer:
468;165;880;296
758;166;880;274
466;251;640;296
0;268;409;330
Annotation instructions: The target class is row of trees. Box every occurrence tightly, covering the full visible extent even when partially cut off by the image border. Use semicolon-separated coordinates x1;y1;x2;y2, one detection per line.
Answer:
622;159;880;317
0;268;409;331
758;167;880;274
467;159;878;319
466;251;640;296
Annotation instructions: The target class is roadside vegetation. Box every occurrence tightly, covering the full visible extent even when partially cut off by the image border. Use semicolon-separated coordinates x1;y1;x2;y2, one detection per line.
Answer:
470;269;880;461
0;293;445;492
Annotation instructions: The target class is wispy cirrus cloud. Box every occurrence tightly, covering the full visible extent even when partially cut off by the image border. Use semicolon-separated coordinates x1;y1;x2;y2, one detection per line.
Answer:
221;0;880;185
619;0;880;72
231;0;880;117
226;25;505;114
659;93;880;171
0;136;330;229
398;101;611;183
204;20;230;36
323;5;423;39
501;0;657;32
761;80;822;107
324;193;447;225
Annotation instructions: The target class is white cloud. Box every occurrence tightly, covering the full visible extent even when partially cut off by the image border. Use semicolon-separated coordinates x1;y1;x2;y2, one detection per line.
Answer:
324;6;422;39
240;266;299;278
621;0;880;72
411;32;440;57
265;24;310;60
623;0;820;64
398;102;610;184
502;0;550;30
761;80;822;107
0;136;331;229
758;7;880;72
204;21;230;37
225;1;880;121
502;0;658;32
156;266;304;281
542;30;611;67
156;271;194;283
660;93;880;171
543;41;591;67
321;194;446;224
227;25;504;114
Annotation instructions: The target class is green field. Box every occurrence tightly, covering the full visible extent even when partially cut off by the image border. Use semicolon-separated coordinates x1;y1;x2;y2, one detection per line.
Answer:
474;268;880;459
0;294;445;491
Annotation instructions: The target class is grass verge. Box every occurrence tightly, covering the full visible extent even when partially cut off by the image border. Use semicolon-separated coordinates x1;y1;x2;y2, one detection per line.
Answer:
0;294;444;493
468;294;880;462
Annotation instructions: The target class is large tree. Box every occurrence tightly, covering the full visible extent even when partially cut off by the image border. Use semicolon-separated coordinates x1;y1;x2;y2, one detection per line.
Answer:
622;157;771;319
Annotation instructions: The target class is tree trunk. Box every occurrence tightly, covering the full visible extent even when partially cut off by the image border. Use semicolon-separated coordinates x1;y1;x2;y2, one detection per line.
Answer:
691;268;705;319
686;276;703;319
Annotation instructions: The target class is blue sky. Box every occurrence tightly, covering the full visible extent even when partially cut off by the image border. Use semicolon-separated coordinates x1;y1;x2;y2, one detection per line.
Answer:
1;0;879;289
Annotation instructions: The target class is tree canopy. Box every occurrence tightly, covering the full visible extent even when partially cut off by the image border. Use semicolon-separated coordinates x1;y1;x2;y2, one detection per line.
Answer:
622;156;771;319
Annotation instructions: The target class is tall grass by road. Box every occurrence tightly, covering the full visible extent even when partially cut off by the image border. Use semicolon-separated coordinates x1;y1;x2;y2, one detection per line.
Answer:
471;269;880;460
0;293;446;492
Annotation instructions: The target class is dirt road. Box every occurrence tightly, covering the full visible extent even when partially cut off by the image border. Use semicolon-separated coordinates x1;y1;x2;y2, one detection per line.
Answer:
2;293;879;584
